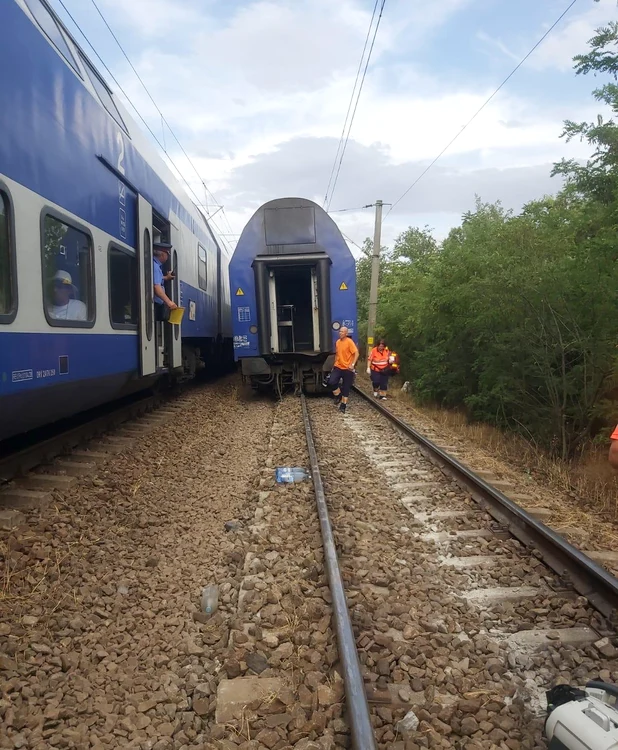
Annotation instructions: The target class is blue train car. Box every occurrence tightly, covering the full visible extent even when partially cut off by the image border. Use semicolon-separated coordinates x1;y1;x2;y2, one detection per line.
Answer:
229;197;357;394
0;0;232;442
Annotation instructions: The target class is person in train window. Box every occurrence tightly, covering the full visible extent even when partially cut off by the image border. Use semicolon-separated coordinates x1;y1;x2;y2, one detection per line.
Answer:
328;326;359;414
153;242;177;320
48;270;87;321
367;339;391;400
609;425;618;469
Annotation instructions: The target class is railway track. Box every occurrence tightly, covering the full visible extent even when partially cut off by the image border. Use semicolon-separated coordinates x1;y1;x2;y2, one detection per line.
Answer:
1;382;616;749
0;368;236;490
301;395;376;750
351;385;618;623
0;377;276;750
292;392;617;749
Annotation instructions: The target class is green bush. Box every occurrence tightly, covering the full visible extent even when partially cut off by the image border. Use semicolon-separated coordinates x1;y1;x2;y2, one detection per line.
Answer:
356;22;618;458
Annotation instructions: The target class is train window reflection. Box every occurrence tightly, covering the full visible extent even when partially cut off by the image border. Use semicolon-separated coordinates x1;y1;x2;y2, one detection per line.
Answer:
198;244;207;291
42;214;94;326
24;0;79;74
80;55;128;133
109;245;138;329
0;192;15;319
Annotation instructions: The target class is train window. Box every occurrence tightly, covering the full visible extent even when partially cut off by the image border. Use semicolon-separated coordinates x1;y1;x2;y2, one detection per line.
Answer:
198;244;207;291
24;0;79;75
144;229;153;341
0;190;16;322
42;213;94;328
80;55;128;134
109;245;138;329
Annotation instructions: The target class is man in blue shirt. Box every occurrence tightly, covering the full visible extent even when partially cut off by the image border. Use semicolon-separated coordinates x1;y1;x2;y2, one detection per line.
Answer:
153;242;177;320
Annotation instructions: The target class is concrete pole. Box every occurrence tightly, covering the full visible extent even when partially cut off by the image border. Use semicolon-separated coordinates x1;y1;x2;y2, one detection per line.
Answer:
366;199;383;360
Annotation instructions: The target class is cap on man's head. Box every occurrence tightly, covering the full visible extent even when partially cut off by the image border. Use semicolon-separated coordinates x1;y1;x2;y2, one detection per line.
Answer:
53;270;76;289
154;241;172;252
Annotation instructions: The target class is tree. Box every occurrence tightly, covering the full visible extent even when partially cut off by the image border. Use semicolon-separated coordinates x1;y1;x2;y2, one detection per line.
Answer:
552;21;618;205
392;226;438;265
354;19;618;456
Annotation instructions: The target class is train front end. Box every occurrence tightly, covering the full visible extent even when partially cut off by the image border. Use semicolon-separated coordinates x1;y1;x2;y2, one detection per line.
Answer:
229;198;357;394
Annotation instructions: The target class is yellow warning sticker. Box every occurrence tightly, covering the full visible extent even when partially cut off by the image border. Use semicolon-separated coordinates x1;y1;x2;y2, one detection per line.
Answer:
339;282;348;291
368;337;374;345
235;287;244;296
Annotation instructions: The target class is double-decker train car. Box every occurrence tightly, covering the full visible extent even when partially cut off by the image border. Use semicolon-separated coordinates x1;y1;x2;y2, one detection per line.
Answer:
0;0;232;443
229;197;357;395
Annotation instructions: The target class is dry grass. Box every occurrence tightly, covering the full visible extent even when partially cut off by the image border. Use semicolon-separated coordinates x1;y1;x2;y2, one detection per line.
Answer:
371;376;618;525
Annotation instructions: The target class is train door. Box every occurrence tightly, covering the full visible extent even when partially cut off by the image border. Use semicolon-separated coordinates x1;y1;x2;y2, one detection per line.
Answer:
268;271;278;352
253;254;331;357
137;195;156;376
167;218;182;371
311;267;320;351
268;265;318;353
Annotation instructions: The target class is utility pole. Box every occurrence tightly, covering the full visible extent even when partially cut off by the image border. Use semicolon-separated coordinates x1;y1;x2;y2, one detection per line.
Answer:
366;199;383;359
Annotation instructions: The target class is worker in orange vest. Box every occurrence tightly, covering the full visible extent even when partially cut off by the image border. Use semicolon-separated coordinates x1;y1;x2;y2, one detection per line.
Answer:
610;425;618;469
367;339;391;399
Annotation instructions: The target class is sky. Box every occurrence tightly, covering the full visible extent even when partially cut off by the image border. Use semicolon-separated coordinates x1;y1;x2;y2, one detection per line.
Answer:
50;0;618;254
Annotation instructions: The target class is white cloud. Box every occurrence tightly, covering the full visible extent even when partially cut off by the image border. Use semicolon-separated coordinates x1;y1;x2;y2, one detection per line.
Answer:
86;0;207;38
479;0;616;73
56;0;608;251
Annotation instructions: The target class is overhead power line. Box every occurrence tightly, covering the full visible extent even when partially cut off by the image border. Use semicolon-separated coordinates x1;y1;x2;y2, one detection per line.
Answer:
328;204;374;213
323;0;387;212
87;1;223;208
60;0;237;248
341;232;364;252
386;0;579;219
323;0;379;209
87;0;239;246
329;202;392;213
55;1;205;207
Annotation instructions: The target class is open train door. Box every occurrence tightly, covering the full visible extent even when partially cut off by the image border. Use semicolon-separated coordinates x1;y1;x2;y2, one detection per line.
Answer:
167;216;183;371
137;195;157;376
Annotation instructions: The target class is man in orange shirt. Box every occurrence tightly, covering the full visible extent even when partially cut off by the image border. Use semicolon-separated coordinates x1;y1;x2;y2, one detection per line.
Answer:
327;326;359;414
609;426;618;469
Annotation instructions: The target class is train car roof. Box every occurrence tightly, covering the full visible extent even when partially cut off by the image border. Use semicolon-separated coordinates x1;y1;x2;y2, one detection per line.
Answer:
14;0;222;249
232;197;353;264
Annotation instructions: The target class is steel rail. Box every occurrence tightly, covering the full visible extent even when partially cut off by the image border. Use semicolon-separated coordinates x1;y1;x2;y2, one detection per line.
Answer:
353;386;618;623
300;395;377;750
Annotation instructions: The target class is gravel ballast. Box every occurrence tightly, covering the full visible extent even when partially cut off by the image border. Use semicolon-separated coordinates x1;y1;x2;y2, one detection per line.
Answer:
0;380;273;750
2;382;617;750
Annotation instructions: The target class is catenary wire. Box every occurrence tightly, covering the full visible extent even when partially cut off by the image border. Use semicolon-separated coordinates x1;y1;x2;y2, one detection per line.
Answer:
328;204;375;213
326;0;387;213
385;0;579;219
86;0;237;246
54;0;211;211
323;0;380;208
54;0;232;243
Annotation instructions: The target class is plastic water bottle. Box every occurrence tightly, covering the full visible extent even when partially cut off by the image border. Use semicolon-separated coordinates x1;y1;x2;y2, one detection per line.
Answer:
275;467;309;483
200;585;219;615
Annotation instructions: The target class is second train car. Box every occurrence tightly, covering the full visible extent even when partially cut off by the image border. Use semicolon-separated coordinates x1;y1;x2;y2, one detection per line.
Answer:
229;198;357;395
